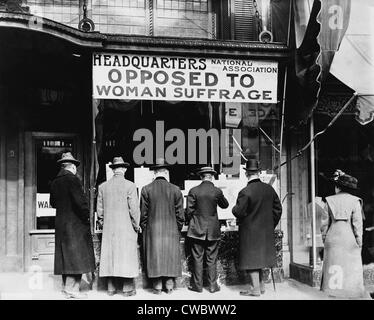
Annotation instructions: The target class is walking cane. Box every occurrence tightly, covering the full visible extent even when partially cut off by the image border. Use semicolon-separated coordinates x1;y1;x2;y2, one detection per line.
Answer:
270;267;276;292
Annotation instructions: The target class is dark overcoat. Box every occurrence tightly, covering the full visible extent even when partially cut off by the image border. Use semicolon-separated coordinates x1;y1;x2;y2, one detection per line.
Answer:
186;180;229;241
232;179;282;270
50;169;96;275
140;177;184;278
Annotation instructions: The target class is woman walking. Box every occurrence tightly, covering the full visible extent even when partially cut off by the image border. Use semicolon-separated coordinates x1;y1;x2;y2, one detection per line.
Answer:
320;169;365;298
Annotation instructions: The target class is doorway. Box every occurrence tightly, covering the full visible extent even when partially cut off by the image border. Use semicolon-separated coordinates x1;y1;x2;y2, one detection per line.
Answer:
24;132;83;272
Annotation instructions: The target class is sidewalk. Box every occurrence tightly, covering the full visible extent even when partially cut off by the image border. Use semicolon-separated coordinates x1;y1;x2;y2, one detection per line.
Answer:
0;273;372;300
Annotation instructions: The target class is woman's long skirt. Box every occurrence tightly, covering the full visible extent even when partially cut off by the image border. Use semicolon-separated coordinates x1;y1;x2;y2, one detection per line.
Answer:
321;220;365;298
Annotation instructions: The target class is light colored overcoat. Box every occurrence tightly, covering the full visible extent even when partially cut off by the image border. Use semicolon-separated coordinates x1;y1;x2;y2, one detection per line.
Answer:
97;173;140;277
320;193;365;298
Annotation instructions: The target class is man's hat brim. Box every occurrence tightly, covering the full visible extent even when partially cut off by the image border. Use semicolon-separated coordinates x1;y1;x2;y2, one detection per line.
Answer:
109;162;130;169
150;164;171;170
197;169;217;175
243;167;260;172
57;158;80;166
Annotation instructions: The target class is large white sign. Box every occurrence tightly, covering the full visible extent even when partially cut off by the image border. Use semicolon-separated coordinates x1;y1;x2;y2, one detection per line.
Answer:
92;53;278;103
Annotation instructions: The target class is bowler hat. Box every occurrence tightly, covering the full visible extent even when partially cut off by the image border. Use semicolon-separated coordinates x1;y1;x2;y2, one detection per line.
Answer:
331;169;358;190
57;152;80;166
197;166;217;176
109;157;130;169
150;158;171;170
243;158;260;172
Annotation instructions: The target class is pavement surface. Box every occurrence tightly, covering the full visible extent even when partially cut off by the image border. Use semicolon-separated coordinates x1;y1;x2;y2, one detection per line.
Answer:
0;273;372;300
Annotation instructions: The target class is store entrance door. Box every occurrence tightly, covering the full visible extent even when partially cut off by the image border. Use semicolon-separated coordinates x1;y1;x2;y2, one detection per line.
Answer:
24;132;83;272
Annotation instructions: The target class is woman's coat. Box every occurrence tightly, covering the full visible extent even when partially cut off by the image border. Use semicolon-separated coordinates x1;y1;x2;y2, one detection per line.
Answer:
320;192;365;298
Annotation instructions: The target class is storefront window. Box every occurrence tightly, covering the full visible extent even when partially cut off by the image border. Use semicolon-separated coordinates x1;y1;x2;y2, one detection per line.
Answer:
92;52;281;227
289;128;312;266
316;114;374;265
96;100;216;188
290;112;374;267
94;99;280;227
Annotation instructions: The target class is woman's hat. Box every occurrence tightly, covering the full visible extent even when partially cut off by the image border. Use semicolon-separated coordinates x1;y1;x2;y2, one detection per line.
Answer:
331;169;358;190
197;166;217;176
243;158;260;172
150;158;171;170
109;157;130;169
57;152;80;166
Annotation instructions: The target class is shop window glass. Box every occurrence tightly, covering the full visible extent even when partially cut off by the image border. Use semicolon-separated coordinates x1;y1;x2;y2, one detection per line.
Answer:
290;113;374;268
315;114;374;265
95;99;280;226
287;127;311;266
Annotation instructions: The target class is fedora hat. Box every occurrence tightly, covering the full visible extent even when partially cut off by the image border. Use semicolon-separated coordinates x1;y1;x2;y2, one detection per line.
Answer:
57;152;80;166
150;158;171;171
243;158;260;172
197;166;217;176
109;157;130;169
331;169;358;190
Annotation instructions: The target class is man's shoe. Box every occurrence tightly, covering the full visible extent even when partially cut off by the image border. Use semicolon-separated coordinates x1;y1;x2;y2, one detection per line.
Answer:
165;289;173;294
208;284;221;293
152;289;162;295
122;290;136;297
64;291;88;299
107;290;116;296
240;290;261;297
187;285;203;293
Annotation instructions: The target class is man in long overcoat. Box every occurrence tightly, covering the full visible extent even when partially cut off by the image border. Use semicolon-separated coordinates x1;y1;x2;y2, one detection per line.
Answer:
50;152;96;299
232;159;282;296
185;166;229;293
97;157;141;297
140;158;184;294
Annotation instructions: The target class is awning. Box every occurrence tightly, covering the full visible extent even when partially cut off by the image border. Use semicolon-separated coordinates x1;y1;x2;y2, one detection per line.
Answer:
329;0;374;125
290;0;351;126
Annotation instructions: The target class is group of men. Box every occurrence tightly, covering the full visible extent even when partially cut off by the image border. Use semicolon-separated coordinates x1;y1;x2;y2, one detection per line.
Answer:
50;152;282;299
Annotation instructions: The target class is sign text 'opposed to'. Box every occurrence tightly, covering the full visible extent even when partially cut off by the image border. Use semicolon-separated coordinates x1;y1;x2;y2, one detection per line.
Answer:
92;53;278;103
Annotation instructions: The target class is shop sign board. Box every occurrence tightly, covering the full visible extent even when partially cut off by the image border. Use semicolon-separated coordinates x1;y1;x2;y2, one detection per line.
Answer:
92;53;278;103
36;193;56;217
225;102;242;127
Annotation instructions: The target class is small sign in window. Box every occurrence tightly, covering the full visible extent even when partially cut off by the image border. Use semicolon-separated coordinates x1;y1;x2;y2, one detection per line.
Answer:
36;193;56;217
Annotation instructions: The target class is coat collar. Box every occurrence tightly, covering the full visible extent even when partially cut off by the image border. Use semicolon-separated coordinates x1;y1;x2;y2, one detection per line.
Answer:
201;180;213;185
113;172;125;178
247;178;261;185
57;169;74;178
155;176;167;181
